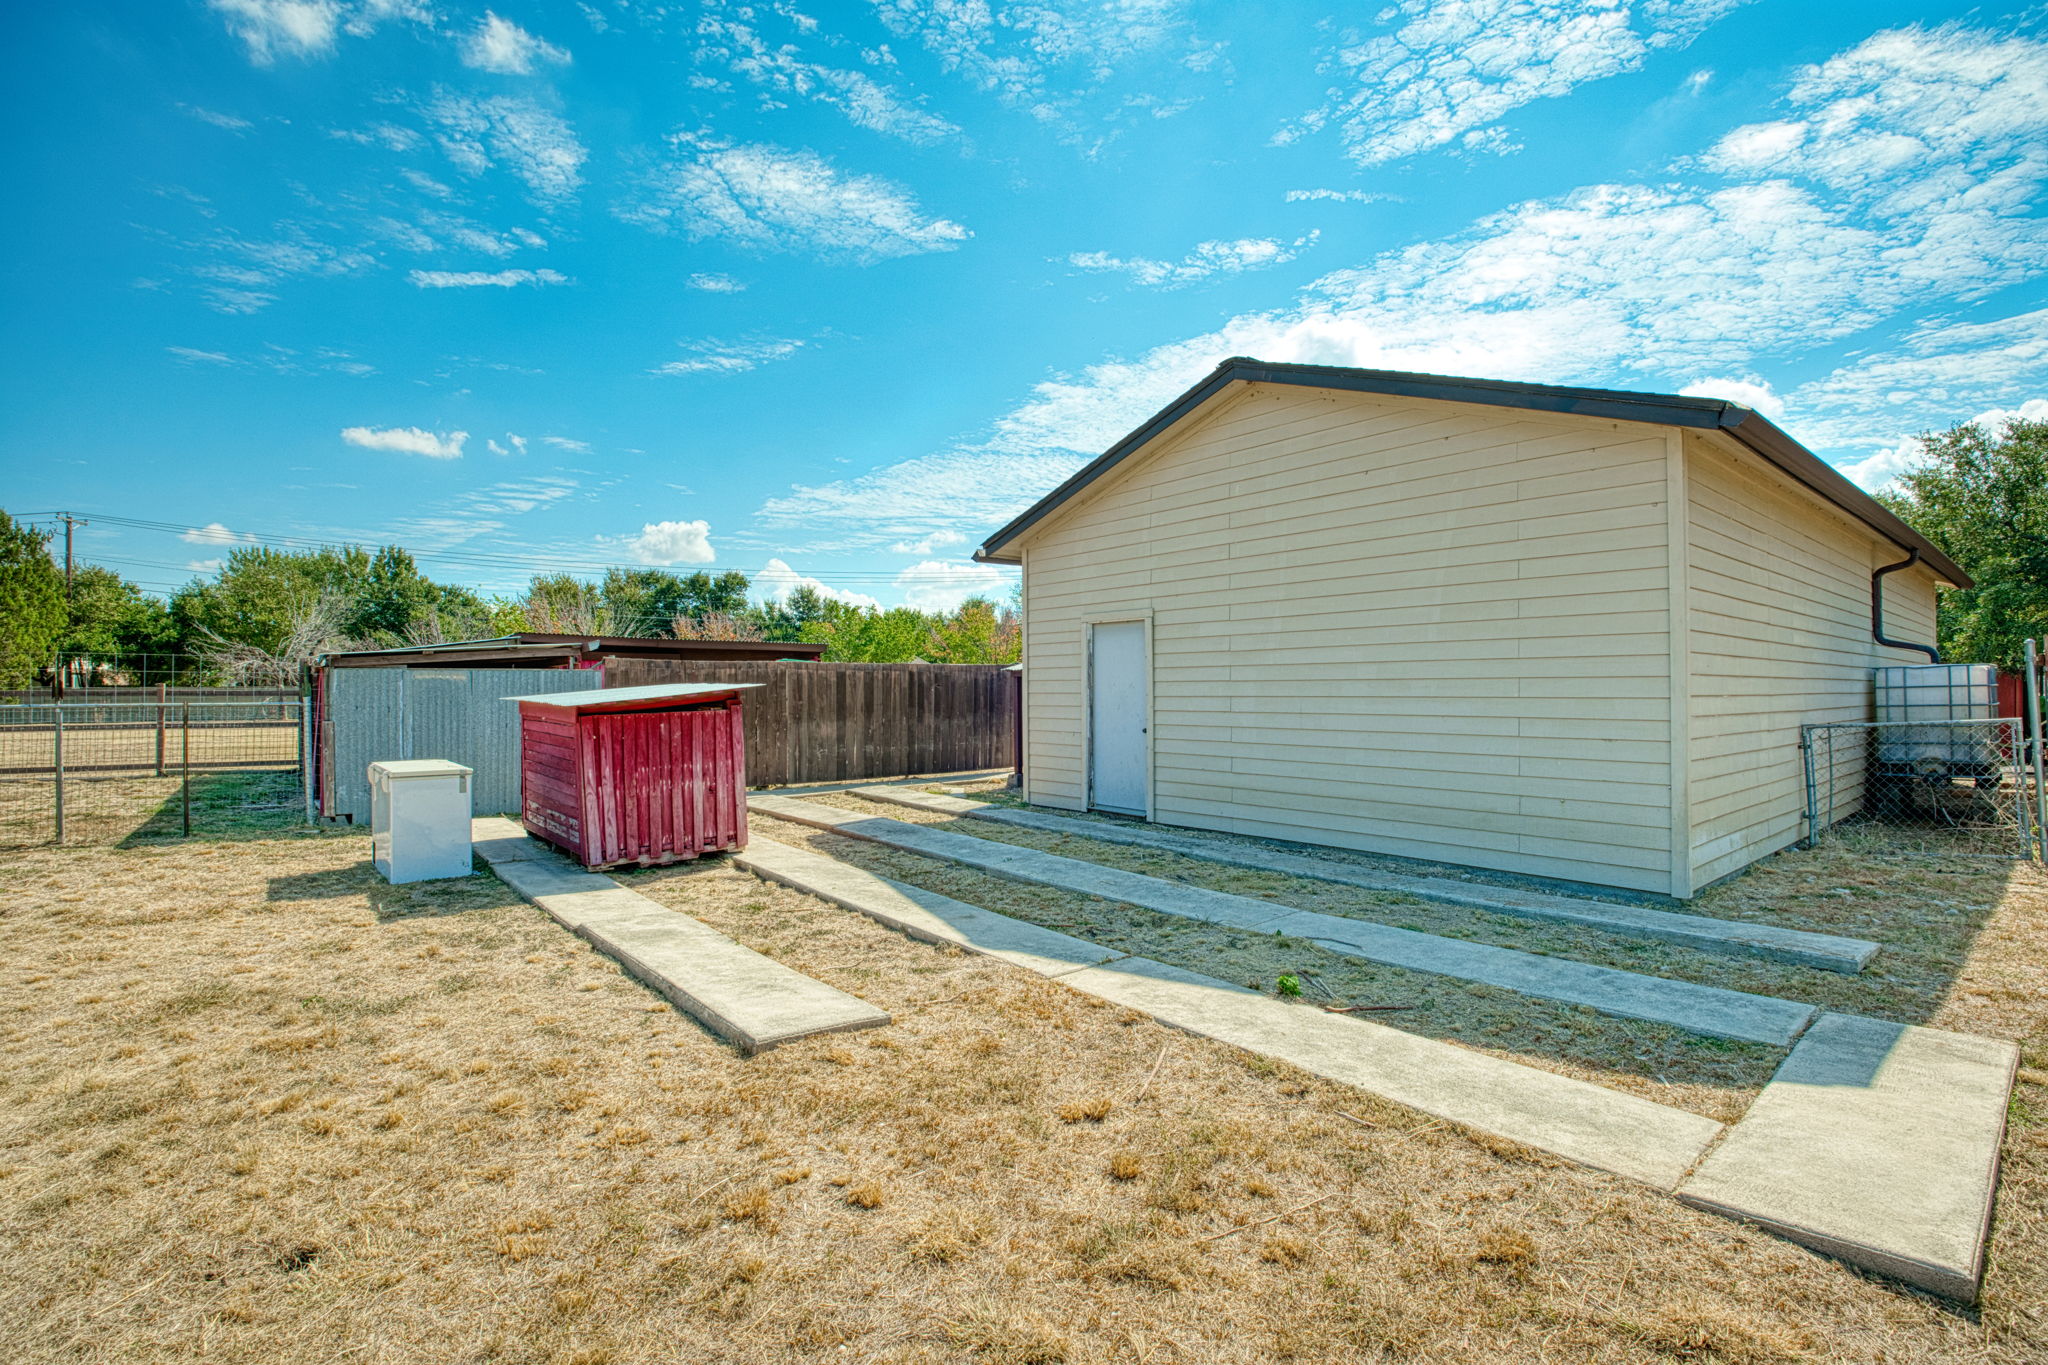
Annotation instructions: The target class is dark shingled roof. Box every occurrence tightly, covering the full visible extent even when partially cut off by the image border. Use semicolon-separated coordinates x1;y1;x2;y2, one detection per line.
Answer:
974;357;1969;588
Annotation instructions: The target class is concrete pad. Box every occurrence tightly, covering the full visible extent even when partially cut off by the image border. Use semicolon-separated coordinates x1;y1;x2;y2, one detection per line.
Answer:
749;795;1818;1046
1676;1013;2019;1300
854;789;1879;974
736;836;1126;978
1057;956;1723;1189
470;815;557;865
472;820;888;1054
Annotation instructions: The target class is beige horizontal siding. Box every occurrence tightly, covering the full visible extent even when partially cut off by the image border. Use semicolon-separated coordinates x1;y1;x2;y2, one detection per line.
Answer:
1020;381;1678;895
1683;431;1943;886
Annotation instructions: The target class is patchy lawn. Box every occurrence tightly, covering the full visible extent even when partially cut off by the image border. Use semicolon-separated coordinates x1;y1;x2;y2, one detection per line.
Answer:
2;783;2045;1363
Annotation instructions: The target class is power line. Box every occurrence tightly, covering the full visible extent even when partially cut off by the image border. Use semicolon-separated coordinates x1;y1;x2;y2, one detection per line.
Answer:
22;508;1017;594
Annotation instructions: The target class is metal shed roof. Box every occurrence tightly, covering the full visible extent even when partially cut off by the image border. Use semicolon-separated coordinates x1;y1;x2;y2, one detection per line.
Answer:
974;357;1970;588
503;682;763;710
319;633;827;667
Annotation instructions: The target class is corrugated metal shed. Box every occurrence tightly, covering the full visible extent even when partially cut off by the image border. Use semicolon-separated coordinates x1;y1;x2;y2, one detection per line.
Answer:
323;667;588;821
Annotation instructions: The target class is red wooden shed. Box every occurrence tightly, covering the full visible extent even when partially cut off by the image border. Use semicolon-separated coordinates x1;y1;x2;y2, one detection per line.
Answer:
508;682;761;870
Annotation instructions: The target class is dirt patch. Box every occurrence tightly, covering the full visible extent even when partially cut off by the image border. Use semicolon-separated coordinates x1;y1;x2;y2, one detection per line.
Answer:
0;789;2043;1363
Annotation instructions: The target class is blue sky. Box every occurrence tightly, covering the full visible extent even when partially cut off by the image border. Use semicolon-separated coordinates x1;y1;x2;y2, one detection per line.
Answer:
4;1;2044;610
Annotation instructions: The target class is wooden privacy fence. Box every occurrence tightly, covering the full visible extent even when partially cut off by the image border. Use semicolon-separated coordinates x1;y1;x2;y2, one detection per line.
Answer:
604;660;1015;787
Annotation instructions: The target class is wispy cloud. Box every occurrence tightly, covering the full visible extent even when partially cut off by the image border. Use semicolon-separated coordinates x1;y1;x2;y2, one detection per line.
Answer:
626;139;969;261
461;12;571;75
693;14;958;144
889;529;969;555
1277;0;1751;166
180;104;252;131
652;337;806;376
757;23;2048;547
687;272;746;293
1284;189;1400;205
1068;233;1317;288
540;435;591;452
408;267;570;288
341;425;468;459
428;92;587;204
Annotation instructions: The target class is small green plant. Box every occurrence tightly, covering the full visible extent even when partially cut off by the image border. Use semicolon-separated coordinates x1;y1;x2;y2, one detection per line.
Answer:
1276;974;1302;998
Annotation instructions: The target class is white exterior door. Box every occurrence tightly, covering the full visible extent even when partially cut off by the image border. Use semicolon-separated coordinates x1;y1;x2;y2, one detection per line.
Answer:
1088;621;1149;815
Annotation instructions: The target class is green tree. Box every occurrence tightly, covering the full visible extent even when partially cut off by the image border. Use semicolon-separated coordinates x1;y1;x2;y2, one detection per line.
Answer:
343;546;442;641
61;565;177;674
0;510;65;685
1879;416;2048;669
170;544;372;657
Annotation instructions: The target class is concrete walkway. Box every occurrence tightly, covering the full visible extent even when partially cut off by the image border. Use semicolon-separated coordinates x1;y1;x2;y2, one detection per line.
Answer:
1676;1013;2019;1301
747;796;1819;1046
854;787;1878;974
738;834;1724;1190
472;817;888;1053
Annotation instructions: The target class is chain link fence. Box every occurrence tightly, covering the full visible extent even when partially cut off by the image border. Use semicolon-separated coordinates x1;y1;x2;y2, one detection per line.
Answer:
1802;718;2043;859
0;696;308;848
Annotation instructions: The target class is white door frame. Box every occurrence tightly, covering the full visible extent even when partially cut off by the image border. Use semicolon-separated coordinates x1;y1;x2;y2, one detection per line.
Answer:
1083;613;1153;820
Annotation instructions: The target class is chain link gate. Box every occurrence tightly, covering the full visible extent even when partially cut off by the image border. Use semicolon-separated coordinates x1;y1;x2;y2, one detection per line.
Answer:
0;696;309;848
1802;717;2042;859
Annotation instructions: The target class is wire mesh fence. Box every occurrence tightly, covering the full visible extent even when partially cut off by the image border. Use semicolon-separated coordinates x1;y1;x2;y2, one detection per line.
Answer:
0;698;307;848
1802;718;2044;860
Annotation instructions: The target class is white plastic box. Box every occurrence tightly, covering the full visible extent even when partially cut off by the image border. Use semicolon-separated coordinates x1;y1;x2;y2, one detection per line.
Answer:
368;758;475;884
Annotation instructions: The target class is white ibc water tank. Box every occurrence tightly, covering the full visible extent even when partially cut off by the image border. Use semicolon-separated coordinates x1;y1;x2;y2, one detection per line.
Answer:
1872;664;2000;777
369;758;475;884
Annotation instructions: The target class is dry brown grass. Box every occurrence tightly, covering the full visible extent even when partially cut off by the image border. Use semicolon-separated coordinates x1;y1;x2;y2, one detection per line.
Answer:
0;786;2043;1363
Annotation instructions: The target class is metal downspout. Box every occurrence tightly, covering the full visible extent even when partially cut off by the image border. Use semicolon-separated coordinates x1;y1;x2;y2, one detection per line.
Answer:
1872;549;1942;663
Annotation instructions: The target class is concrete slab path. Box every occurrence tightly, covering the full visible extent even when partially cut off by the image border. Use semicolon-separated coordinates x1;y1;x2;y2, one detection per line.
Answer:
747;796;1819;1046
1675;1012;2019;1301
472;817;888;1053
735;831;1724;1189
855;787;1878;974
737;837;1124;978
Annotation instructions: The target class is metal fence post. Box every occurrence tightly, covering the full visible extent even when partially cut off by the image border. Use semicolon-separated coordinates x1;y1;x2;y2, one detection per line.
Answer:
182;703;192;838
53;704;64;845
155;682;167;777
2027;638;2046;862
1799;724;1818;848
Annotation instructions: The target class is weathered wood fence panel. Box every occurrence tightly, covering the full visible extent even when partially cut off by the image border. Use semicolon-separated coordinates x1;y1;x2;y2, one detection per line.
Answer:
604;661;1014;786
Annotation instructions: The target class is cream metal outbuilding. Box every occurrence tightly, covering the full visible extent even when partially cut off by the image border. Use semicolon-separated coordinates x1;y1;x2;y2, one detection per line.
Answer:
976;359;1970;900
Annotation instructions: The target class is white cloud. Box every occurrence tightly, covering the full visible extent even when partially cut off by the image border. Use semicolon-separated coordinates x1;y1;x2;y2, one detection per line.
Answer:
182;105;252;131
870;0;1197;125
694;15;959;143
208;0;341;65
1838;396;2048;490
889;529;969;555
181;522;257;546
1069;233;1317;288
626;139;969;262
428;93;587;204
618;519;716;565
186;558;227;576
1679;376;1785;421
340;425;468;459
687;273;746;293
540;435;591;452
166;346;235;365
895;559;1008;611
755;558;879;610
330;122;421;151
653;337;806;376
407;268;570;288
462;12;571;75
1278;0;1751;166
757;449;1084;552
1284;189;1399;204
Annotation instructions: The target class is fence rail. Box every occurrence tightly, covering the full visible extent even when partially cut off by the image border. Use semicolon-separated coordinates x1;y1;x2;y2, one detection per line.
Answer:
606;659;1016;786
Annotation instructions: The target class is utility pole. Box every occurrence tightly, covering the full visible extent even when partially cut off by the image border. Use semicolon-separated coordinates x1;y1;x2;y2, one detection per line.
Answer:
56;512;85;596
